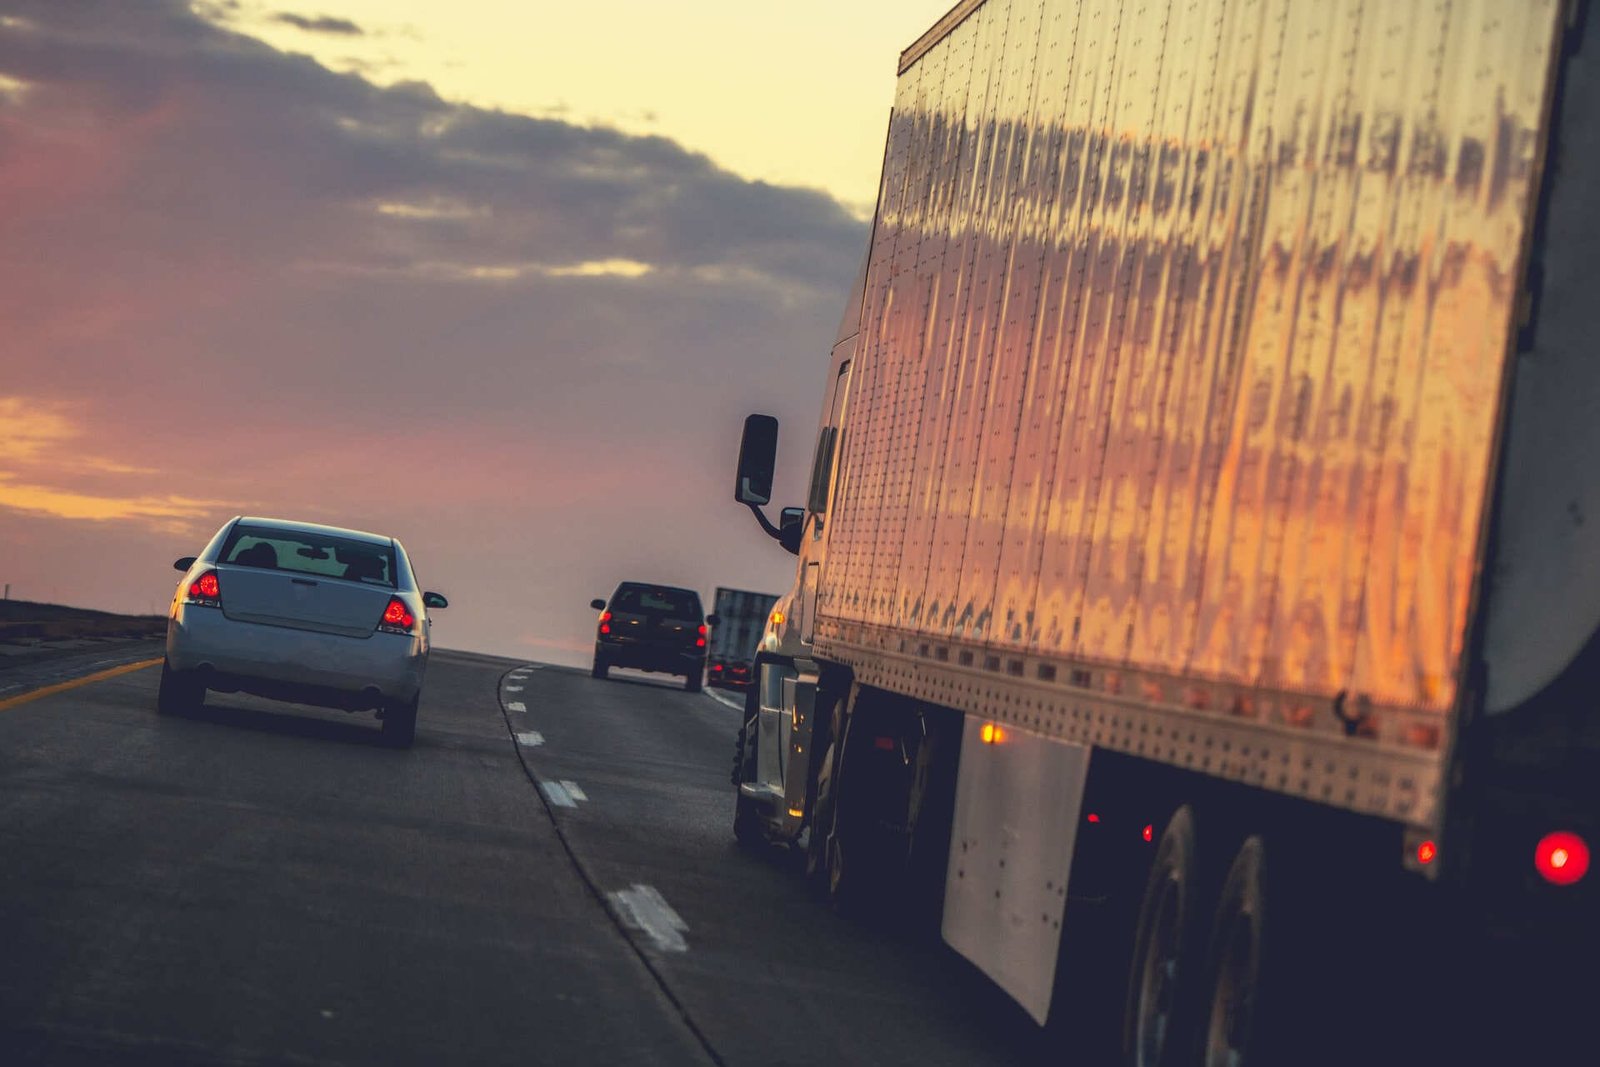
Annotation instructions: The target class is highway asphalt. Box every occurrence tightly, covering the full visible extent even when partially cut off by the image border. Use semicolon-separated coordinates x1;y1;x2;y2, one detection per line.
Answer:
0;648;1040;1066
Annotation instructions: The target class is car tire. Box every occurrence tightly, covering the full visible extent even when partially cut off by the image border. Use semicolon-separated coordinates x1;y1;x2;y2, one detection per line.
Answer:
381;695;419;748
156;659;203;715
591;652;609;681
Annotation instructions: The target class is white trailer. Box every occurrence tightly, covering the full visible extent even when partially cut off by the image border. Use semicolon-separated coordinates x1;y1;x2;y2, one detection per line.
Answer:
731;0;1596;1062
706;587;779;689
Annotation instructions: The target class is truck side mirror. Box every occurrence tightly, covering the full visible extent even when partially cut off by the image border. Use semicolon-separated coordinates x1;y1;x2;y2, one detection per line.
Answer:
735;414;779;506
779;506;805;555
590;598;606;610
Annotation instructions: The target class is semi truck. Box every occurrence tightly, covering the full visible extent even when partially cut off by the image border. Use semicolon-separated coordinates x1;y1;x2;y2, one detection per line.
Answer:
706;587;780;690
729;0;1596;1062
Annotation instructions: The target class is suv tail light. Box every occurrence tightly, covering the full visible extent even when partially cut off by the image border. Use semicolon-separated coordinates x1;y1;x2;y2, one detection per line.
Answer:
599;610;612;635
696;624;707;648
186;570;222;607
378;596;416;635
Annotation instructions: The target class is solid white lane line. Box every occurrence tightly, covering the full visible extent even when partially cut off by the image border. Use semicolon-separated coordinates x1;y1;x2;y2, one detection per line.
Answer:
507;701;526;712
607;885;688;953
515;731;543;747
559;780;587;802
705;689;742;711
541;780;576;807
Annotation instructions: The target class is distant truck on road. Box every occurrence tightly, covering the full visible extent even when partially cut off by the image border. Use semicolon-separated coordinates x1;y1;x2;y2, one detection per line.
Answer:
729;0;1596;1062
706;588;779;691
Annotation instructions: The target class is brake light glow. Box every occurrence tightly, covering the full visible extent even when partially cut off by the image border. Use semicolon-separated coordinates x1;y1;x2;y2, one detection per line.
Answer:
186;570;221;605
1086;813;1100;824
599;610;611;635
1416;840;1437;866
1142;824;1154;843
378;597;416;634
1534;831;1590;886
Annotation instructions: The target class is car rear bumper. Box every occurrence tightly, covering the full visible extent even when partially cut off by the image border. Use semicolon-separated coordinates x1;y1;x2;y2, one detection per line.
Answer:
594;639;703;675
167;604;425;707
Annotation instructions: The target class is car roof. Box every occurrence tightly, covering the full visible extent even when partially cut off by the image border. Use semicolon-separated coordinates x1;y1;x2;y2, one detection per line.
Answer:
235;516;393;546
616;581;698;594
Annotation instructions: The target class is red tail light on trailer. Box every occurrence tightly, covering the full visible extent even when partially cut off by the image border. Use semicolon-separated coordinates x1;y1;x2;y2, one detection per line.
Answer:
377;597;416;634
1534;831;1590;886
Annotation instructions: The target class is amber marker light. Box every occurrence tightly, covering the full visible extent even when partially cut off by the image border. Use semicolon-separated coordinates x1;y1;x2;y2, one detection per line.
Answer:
980;722;1005;744
1534;831;1590;886
788;807;804;818
770;610;785;625
1416;840;1437;866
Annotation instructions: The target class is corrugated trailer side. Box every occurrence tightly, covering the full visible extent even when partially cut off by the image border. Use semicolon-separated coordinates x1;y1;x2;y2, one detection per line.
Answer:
729;0;1588;1060
814;0;1563;832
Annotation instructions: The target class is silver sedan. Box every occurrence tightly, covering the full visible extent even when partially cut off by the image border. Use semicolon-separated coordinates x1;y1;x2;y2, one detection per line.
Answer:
160;516;448;747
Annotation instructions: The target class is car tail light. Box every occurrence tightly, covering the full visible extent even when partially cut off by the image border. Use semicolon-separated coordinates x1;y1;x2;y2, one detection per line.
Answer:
711;664;724;672
599;610;611;635
186;570;221;606
696;623;707;648
377;596;416;635
1534;831;1590;887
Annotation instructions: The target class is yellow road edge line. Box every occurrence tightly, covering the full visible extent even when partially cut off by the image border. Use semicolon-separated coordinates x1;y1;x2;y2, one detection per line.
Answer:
0;657;163;713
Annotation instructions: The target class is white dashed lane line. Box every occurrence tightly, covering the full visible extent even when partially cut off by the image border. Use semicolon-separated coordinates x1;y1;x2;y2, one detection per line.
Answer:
505;685;524;692
515;731;544;747
507;701;526;712
540;778;589;808
607;885;689;953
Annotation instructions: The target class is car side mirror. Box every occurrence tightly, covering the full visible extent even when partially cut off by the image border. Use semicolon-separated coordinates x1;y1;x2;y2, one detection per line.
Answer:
423;592;448;609
590;598;607;611
174;557;197;571
778;506;805;555
735;414;779;506
706;614;722;626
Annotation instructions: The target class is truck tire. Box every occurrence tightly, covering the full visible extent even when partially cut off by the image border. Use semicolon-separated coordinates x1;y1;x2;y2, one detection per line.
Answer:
156;659;203;716
590;653;609;681
1125;806;1213;1067
684;668;703;693
731;704;765;849
804;739;839;891
1198;835;1287;1067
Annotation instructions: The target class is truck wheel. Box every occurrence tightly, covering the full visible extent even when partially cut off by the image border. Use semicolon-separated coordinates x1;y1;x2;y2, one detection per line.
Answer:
1125;806;1212;1067
381;695;419;748
590;654;609;681
684;669;702;693
731;709;765;849
156;659;203;715
804;740;840;892
1198;835;1294;1067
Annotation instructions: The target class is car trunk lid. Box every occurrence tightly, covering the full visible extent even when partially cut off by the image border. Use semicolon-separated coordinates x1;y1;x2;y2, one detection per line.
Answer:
219;566;388;638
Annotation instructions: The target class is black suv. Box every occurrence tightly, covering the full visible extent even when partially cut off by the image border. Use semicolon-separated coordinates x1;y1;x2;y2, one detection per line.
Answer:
589;583;719;692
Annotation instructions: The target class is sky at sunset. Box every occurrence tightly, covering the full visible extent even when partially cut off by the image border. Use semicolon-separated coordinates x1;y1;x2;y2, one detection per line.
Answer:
0;0;952;665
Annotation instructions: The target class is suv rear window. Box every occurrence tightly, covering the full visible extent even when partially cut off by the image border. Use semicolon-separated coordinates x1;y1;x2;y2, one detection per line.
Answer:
612;585;701;618
220;524;397;588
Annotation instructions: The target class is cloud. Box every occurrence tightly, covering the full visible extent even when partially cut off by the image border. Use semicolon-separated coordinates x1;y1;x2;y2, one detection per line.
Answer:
0;0;858;660
270;12;363;36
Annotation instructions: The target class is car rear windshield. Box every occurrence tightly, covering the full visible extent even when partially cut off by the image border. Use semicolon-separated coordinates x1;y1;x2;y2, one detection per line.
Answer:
613;585;701;618
219;524;397;588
